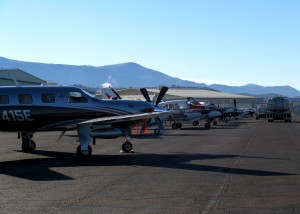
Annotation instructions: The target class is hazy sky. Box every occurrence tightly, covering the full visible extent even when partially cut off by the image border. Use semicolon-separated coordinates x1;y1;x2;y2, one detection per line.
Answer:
1;0;300;89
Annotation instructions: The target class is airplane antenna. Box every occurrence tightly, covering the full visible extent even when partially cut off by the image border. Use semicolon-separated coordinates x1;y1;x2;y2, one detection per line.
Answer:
11;73;21;86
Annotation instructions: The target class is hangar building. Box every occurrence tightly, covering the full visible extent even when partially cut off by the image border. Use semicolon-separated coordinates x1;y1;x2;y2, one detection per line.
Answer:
114;87;264;109
0;69;47;85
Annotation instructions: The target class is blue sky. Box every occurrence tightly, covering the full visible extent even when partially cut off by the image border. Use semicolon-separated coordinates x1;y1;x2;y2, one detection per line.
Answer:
1;0;300;89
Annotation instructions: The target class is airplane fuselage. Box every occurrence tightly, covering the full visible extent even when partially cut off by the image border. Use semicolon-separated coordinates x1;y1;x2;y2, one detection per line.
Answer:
0;86;154;132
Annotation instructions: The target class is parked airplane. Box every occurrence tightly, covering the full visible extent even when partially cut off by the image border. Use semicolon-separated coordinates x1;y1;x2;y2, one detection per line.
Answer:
102;86;169;134
157;99;222;129
188;97;245;122
0;85;170;158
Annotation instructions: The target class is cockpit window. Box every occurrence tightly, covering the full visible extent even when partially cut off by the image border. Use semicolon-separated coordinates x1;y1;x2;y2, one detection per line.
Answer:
18;94;33;104
67;91;88;103
41;93;55;103
82;89;100;102
0;95;9;104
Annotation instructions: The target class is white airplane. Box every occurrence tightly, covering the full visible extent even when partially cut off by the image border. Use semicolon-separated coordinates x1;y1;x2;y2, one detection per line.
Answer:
157;99;222;129
0;85;170;159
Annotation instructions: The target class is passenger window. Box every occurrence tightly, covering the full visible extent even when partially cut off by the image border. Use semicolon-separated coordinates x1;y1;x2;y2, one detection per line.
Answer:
18;94;33;104
67;92;88;103
0;95;9;104
41;93;55;103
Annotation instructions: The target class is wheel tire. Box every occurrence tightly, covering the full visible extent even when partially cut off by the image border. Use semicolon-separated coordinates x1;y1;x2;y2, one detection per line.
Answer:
77;145;92;159
213;121;217;126
205;123;210;129
154;129;161;135
192;121;199;126
122;141;133;153
171;123;178;129
22;140;36;153
177;123;182;129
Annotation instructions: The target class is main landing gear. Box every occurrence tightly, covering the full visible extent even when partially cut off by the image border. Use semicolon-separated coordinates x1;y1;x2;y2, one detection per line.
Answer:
171;123;182;129
122;141;133;153
121;135;133;153
21;132;36;153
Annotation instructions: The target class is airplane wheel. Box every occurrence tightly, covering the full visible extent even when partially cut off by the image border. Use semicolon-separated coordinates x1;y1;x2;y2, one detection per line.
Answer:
154;129;160;135
205;123;210;129
192;121;199;126
177;123;182;129
213;121;217;126
22;140;36;153
122;141;133;153
77;145;92;159
171;123;178;129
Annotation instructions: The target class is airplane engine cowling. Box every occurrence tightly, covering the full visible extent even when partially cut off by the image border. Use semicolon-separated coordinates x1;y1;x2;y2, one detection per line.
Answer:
90;127;122;139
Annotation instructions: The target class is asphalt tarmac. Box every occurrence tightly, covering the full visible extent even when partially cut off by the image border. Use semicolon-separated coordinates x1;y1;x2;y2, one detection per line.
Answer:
0;117;300;213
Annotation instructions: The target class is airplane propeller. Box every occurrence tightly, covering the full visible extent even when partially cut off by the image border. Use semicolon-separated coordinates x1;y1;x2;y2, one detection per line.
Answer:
140;88;151;103
139;86;169;134
154;86;168;106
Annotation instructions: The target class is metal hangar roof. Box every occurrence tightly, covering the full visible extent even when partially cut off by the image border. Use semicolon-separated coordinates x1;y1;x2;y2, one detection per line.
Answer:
0;69;47;85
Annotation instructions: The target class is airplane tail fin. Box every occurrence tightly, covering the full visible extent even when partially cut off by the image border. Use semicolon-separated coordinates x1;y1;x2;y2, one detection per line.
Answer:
101;87;122;100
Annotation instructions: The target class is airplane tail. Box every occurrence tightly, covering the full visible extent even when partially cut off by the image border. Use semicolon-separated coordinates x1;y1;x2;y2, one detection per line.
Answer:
101;87;122;100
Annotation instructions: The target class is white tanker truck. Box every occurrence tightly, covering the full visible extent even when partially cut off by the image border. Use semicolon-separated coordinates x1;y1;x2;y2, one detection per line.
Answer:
266;96;292;122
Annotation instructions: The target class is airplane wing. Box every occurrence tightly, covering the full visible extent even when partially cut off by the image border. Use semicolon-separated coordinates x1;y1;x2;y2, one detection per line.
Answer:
79;111;172;125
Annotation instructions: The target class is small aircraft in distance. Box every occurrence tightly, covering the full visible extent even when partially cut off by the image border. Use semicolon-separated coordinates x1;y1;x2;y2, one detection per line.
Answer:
0;85;170;158
157;99;222;129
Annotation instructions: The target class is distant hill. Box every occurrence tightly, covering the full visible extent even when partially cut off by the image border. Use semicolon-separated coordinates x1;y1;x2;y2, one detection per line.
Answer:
209;84;300;98
0;56;205;88
1;56;300;97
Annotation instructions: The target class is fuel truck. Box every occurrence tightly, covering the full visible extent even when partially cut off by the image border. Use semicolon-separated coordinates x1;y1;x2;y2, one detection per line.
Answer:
266;96;292;122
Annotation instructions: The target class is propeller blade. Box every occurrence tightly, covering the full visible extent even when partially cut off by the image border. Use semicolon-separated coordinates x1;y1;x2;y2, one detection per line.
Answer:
140;88;151;102
155;86;168;107
154;117;164;132
234;99;236;109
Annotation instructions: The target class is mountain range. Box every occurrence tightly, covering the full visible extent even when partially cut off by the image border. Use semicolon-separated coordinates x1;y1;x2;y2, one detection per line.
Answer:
1;56;300;97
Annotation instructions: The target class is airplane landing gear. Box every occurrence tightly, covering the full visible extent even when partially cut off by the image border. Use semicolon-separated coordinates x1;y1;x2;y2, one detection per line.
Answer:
122;141;133;153
193;121;199;126
172;123;182;129
154;128;161;135
205;122;211;129
21;132;36;153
